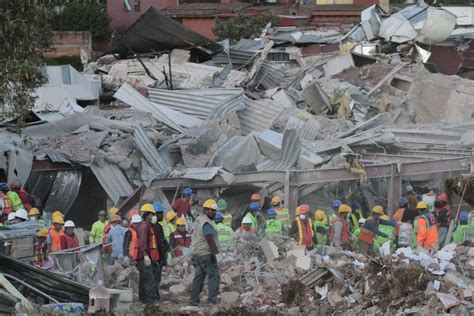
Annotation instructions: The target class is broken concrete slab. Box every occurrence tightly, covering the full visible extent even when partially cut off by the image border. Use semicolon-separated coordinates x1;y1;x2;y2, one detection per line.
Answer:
259;239;279;262
220;291;240;307
327;291;344;308
287;246;307;258
295;256;311;272
436;292;460;310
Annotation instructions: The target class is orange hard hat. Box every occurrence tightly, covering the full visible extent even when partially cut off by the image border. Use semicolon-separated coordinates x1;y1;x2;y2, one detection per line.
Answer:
438;193;448;202
110;214;121;222
250;193;261;201
127;210;139;220
298;204;310;214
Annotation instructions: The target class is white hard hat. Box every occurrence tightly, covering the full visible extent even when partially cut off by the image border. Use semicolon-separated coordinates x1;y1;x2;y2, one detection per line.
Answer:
15;209;28;220
64;220;75;228
7;212;16;221
406;185;413;192
358;218;366;225
242;216;252;225
131;215;142;224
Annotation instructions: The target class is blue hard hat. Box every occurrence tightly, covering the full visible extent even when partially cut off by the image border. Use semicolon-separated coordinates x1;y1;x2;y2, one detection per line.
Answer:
249;202;261;211
214;212;224;222
459;211;469;222
399;197;409;207
183;188;193;196
0;182;8;191
153;202;165;213
267;208;277;216
332;200;342;209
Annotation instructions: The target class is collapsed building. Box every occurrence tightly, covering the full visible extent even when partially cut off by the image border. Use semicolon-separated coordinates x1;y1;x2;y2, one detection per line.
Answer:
0;4;473;314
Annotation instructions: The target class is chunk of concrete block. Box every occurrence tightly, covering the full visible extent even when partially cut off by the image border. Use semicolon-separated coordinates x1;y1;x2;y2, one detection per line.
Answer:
287;245;306;258
328;291;344;308
295;256;311;272
170;284;186;296
220;291;240;307
436;293;460;310
467;247;474;258
259;239;279;261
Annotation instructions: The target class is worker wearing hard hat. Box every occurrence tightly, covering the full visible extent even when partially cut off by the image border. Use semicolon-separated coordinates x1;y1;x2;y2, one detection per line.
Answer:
34;228;48;266
313;210;328;247
329;204;351;249
3;209;29;256
375;215;396;252
217;199;232;228
271;196;290;227
172;187;194;219
358;206;395;256
169;217;191;257
106;214;127;265
404;185;418;211
291;204;315;250
214;212;233;250
250;193;261;203
163;210;177;242
6;183;23;212
101;207;119;252
136;204;160;304
435;193;451;248
452;211;473;244
264;208;283;237
351;218;365;252
89;210;107;244
48;211;65;253
415;201;438;252
14;209;28;222
232;216;256;242
9;180;31;211
190;199;220;306
243;202;261;232
61;220;79;251
0;182;13;220
28;208;42;222
152;201;170;268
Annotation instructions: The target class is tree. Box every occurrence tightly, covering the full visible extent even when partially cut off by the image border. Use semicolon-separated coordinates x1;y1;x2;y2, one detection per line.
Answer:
213;10;280;44
0;1;53;128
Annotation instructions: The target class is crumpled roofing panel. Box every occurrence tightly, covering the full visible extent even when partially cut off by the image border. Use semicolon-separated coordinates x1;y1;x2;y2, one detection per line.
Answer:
42;170;82;215
257;127;301;171
90;162;134;204
238;97;290;136
133;125;172;178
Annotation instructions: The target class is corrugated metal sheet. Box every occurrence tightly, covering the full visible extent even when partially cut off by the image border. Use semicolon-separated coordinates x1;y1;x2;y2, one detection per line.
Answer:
207;135;244;167
213;49;257;66
90;163;134;204
182;167;221;181
303;129;380;154
109;7;222;57
42;170;82;215
134;125;172;178
238;97;290;136
257;127;301;171
336;113;387;138
148;88;245;120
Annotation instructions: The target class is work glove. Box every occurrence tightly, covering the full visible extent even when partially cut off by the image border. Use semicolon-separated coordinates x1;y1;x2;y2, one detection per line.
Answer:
210;254;217;264
144;255;151;267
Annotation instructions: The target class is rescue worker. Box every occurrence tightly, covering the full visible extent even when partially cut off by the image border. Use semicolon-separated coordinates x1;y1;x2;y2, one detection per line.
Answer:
169;217;191;257
3;209;29;256
106;214;127;264
102;207;120;252
28;208;41;221
332;200;343;213
172;187;194;219
214;212;233;250
164;210;177;242
349;201;364;230
358;206;395;256
190;199;220;306
404;185;418;211
290;204;315;250
6;183;23;211
243;202;261;232
271;196;289;227
375;215;396;252
393;198;409;243
435;193;451;247
89;210;107;244
60;220;80;251
232;217;256;242
415;201;438;252
0;182;13;221
352;218;365;252
34;228;48;266
250;193;261;203
329;204;351;250
313;210;328;247
138;205;160;303
452;211;473;244
9;180;31;210
48;212;64;252
264;208;283;237
217;199;232;228
152;201;170;268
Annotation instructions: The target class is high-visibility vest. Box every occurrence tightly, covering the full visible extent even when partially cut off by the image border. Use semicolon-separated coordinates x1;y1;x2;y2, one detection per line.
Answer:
223;214;233;227
147;223;160;263
1;193;12;215
329;216;349;245
7;191;23;211
274;206;290;227
171;230;191;257
295;217;313;248
265;219;283;237
375;225;395;248
216;223;233;247
313;220;328;246
49;227;64;252
244;213;257;231
164;223;176;242
102;223;112;254
392;207;406;236
417;212;438;250
128;228;139;260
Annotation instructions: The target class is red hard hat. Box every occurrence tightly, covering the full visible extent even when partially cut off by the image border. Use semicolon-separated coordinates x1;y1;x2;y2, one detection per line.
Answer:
127;210;139;220
438;193;448;202
298;204;310;214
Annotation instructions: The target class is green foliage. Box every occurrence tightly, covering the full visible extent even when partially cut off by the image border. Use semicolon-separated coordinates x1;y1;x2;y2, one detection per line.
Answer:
50;1;110;39
213;10;280;44
46;56;83;72
0;1;53;129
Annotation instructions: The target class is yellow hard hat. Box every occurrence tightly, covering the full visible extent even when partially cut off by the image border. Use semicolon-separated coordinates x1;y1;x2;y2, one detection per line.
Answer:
108;207;119;215
29;208;40;216
416;201;428;209
380;215;390;221
203;199;218;210
37;228;48;238
166;210;177;222
176;217;186;226
140;203;155;214
315;210;325;221
52;213;64;224
372;205;384;215
338;204;351;213
271;196;282;205
52;210;63;219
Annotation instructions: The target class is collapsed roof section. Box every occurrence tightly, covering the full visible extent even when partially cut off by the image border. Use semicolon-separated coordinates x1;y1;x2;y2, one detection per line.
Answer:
108;7;223;58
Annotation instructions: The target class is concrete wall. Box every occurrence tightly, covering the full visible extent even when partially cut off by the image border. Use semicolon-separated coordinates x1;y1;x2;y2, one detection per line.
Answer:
46;31;92;59
107;0;173;31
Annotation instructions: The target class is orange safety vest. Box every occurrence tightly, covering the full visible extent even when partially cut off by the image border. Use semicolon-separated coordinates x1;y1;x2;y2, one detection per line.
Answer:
1;193;12;215
128;228;139;260
102;223;112;253
392;207;405;236
417;212;438;250
49;227;64;252
295;217;314;248
147;223;160;263
358;227;376;245
329;216;350;245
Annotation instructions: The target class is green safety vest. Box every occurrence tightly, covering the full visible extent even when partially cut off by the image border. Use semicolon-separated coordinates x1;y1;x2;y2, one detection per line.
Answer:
244;213;258;231
223;213;233;227
216;223;233;249
411;216;419;248
352;227;361;252
7;191;23;211
312;220;328;246
452;224;474;244
375;225;395;250
164;223;176;242
274;206;290;227
265;219;283;237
